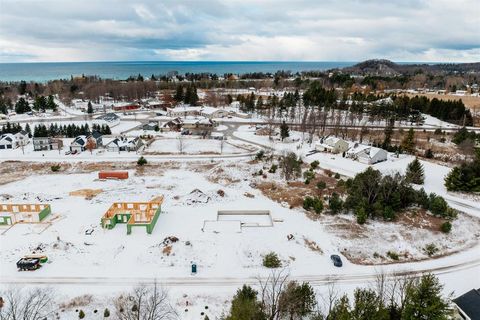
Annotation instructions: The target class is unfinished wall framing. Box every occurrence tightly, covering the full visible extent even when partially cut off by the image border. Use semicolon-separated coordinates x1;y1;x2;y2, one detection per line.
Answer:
0;204;51;225
101;196;163;234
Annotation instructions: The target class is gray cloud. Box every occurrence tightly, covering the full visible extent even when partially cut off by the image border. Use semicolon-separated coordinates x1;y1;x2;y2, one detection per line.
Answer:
0;0;478;62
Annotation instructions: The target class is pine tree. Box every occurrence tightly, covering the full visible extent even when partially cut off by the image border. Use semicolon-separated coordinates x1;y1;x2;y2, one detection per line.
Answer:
280;121;290;141
402;274;450;320
405;158;425;184
87;101;93;114
401;128;415;154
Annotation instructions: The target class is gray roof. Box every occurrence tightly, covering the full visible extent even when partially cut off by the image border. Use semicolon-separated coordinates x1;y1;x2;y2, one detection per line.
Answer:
453;289;480;320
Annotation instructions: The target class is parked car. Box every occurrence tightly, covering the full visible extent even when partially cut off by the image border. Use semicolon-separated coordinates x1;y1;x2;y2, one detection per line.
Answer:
65;150;71;155
71;150;78;155
330;254;343;267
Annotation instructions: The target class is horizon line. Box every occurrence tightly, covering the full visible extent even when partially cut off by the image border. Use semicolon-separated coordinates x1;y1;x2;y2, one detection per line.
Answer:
0;60;478;65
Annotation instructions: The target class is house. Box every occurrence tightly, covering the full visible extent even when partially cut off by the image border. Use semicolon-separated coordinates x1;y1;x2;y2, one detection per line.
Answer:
93;113;120;127
199;107;229;119
182;117;216;136
0;203;51;225
105;136;144;152
33;137;63;151
101;196;164;234
70;135;88;153
14;130;29;147
111;102;140;111
142;122;159;131
167;105;202;118
316;137;349;154
0;134;16;150
161;118;183;132
347;144;387;164
90;131;103;147
452;288;480;320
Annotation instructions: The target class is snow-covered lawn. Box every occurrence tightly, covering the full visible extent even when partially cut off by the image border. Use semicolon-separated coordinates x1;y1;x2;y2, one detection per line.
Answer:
145;138;249;155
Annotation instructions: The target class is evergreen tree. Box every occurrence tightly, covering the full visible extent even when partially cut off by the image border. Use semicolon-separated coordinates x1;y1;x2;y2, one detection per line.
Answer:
405;158;425;184
329;295;351;320
87;101;93;114
278;281;317;319
14;97;31;114
225;285;266;320
329;192;344;214
280;121;290;141
402;274;450;320
401;128;416;154
174;85;184;103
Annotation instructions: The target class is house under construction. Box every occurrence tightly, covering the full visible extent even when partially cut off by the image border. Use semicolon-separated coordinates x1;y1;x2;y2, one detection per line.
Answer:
0;204;51;225
100;196;163;234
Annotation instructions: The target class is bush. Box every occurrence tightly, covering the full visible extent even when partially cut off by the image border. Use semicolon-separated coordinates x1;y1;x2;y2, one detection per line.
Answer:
104;308;110;318
328;193;343;214
310;160;319;170
441;221;452;233
316;181;327;190
78;310;85;319
268;164;278;173
303;196;323;214
423;244;439;257
324;169;333;177
383;206;395;221
334;172;341;179
51;165;61;172
429;194;448;216
263;252;281;268
424;149;434;159
255;150;265;160
303;170;315;184
387;251;399;260
356;207;367;224
137;156;147;166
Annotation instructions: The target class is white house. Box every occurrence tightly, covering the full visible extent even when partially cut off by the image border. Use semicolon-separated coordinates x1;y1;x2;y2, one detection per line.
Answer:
14;130;30;147
0;134;16;150
316;137;349;154
70;135;88;153
200;107;229;119
347;144;388;164
167;105;202;118
105;136;144;152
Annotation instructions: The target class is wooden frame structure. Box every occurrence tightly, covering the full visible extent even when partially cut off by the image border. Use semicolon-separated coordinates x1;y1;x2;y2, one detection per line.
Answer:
101;196;163;234
0;204;51;226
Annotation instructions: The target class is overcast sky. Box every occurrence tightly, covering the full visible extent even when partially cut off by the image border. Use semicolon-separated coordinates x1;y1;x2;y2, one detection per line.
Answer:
0;0;478;63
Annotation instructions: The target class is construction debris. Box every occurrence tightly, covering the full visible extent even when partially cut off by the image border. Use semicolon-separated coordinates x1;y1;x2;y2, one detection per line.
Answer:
69;189;103;200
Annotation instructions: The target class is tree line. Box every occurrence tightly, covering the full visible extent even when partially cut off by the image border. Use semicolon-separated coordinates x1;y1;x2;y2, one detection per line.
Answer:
32;123;111;138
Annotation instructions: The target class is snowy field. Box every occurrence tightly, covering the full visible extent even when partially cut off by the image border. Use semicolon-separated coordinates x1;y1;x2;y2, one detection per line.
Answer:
0;159;479;318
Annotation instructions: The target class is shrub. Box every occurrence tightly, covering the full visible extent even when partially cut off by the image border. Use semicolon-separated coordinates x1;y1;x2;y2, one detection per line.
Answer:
429;194;448;216
328;193;343;214
303;170;315;184
103;308;110;318
334;172;341;179
255;150;265;160
383;206;395;221
310;160;319;170
356;207;367;224
303;196;323;214
51;165;61;172
137;156;147;166
263;252;281;268
268;164;278;173
441;221;452;233
423;244;439;257
316;181;327;190
324;169;333;177
78;310;85;319
387;251;399;260
424;149;434;159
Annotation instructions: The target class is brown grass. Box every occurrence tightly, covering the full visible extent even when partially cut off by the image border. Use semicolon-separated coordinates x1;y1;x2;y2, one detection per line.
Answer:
304;238;323;254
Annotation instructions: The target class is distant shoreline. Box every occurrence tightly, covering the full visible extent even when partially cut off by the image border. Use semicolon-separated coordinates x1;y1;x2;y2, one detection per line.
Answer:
0;61;356;82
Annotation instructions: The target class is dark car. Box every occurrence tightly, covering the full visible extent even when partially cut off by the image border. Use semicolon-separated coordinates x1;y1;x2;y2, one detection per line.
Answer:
330;254;343;267
16;257;41;271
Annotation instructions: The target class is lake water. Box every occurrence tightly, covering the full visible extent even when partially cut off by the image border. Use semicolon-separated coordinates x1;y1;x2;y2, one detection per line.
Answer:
0;61;355;82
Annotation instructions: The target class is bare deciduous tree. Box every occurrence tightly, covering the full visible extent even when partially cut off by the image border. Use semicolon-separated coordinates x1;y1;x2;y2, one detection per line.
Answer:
114;282;177;320
177;135;185;154
0;287;56;320
257;269;289;320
